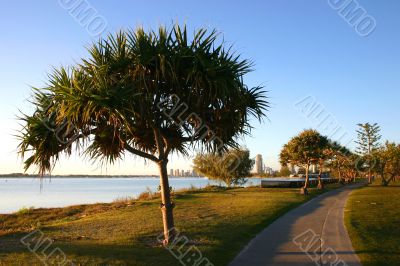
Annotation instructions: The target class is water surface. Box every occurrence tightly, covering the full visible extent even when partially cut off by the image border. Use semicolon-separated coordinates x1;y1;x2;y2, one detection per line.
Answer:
0;177;262;214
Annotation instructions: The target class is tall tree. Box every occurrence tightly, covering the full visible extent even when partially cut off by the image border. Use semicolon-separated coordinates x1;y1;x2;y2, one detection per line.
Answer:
280;129;329;194
193;149;254;187
355;123;381;183
17;26;268;244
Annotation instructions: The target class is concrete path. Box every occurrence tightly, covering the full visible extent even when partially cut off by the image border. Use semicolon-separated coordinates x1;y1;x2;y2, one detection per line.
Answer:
230;184;364;266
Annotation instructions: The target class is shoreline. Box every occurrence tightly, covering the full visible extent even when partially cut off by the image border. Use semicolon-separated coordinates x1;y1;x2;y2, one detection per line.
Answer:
0;175;204;178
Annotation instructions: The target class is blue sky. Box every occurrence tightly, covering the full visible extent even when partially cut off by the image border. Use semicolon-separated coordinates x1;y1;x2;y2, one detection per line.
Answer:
0;0;399;175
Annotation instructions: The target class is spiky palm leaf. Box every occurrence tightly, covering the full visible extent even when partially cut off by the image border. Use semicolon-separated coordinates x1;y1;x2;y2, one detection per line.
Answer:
18;25;268;174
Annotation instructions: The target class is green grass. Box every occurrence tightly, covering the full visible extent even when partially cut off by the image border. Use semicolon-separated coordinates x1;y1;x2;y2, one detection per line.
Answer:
0;184;342;266
345;182;400;266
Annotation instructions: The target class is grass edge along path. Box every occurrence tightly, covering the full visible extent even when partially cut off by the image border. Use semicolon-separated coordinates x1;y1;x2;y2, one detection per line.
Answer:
345;182;400;266
1;183;345;266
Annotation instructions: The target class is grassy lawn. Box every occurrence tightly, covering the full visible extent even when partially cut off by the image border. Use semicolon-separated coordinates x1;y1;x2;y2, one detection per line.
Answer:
0;184;341;266
345;182;400;266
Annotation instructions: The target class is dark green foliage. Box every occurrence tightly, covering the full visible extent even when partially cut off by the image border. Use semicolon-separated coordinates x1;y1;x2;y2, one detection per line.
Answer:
355;123;381;155
280;129;330;189
279;129;329;169
17;25;268;174
355;123;382;182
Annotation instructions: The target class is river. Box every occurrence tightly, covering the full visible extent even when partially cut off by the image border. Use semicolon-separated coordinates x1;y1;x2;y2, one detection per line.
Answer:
0;177;262;214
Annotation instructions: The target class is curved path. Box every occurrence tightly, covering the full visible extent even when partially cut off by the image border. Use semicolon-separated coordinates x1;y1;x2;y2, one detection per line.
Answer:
230;183;364;266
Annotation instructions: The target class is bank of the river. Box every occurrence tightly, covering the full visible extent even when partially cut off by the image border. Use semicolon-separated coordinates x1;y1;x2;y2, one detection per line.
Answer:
0;177;268;214
0;183;343;265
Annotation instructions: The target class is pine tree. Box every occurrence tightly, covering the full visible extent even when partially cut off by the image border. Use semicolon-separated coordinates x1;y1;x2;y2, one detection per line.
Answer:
355;123;381;183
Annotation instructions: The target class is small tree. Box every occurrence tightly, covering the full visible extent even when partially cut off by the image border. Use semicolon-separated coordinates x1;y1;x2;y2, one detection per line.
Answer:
280;129;329;194
344;153;360;182
193;149;254;187
355;123;381;183
17;26;268;244
374;142;400;186
316;142;333;190
326;141;352;183
278;166;292;177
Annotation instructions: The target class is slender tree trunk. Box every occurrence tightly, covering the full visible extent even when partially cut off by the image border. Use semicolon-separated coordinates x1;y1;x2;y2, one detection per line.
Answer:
301;164;309;195
368;169;372;184
158;160;175;245
304;165;309;188
380;171;385;186
317;166;324;190
383;174;396;186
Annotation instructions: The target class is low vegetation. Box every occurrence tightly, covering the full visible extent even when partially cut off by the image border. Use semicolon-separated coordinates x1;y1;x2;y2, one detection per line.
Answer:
0;184;341;265
345;181;400;266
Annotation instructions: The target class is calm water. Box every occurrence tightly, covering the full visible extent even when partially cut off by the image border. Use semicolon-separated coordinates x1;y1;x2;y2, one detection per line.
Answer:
0;177;262;214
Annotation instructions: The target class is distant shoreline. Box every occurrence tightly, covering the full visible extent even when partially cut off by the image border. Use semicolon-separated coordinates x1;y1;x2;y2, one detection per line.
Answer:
0;174;203;178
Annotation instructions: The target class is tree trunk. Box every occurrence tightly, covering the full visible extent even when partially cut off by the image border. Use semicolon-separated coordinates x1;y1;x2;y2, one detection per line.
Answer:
301;165;309;195
383;174;396;186
304;165;309;188
158;160;175;245
317;167;324;190
381;174;388;186
368;169;372;184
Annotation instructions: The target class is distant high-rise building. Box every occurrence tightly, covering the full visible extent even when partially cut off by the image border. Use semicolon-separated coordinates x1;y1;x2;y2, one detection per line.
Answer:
169;169;174;176
255;154;263;174
174;169;180;176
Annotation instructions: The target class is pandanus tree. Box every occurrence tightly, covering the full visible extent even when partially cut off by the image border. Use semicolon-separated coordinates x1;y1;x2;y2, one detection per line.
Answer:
373;141;400;186
325;141;350;183
17;26;268;244
280;129;329;194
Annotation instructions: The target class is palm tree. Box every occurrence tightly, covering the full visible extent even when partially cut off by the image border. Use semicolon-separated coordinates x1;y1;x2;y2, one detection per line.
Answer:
17;25;268;244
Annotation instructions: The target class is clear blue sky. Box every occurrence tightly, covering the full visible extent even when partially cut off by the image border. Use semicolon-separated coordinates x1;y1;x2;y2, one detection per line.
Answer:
0;0;399;175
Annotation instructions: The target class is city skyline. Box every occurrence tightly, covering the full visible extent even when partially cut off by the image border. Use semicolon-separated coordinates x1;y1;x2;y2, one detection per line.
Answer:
169;168;199;177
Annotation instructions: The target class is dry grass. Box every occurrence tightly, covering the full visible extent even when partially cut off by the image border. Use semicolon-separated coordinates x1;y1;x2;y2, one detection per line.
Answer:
0;183;343;265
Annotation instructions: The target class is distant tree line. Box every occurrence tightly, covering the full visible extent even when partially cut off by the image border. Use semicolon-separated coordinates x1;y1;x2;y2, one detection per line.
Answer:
279;123;400;194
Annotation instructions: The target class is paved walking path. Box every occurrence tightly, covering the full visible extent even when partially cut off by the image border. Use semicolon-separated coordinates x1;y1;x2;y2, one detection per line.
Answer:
230;183;364;266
